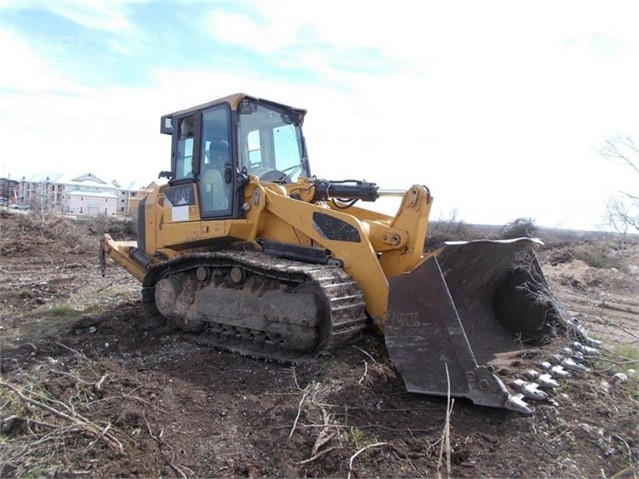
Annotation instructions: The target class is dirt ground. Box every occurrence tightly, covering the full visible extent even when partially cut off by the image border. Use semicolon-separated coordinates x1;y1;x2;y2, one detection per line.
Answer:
1;211;637;478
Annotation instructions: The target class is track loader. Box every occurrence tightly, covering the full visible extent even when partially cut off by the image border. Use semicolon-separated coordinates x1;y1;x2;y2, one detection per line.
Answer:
100;93;598;415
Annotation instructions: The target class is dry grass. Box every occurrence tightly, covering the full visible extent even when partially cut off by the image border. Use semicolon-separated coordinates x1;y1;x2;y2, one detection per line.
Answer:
0;349;127;477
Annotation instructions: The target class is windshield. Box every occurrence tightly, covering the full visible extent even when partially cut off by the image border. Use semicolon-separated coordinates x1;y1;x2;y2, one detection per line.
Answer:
238;102;309;183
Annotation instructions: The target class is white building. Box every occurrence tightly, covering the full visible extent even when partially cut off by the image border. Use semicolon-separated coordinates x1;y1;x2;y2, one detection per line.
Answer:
18;172;146;216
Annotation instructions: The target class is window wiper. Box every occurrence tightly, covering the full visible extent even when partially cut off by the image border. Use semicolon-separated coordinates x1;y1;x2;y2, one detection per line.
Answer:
276;164;303;183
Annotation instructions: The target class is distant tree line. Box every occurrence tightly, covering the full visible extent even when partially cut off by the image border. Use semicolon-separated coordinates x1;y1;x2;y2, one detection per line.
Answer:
599;135;639;238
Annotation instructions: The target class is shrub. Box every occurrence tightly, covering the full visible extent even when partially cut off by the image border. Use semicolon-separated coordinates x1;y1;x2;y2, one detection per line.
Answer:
428;220;478;249
84;213;136;239
500;217;538;239
571;241;629;271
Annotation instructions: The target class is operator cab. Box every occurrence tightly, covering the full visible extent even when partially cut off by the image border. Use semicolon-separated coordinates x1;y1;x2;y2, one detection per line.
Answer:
160;94;311;219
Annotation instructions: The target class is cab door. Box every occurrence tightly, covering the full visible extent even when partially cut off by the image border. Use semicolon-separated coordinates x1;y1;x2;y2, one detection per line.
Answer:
198;105;234;218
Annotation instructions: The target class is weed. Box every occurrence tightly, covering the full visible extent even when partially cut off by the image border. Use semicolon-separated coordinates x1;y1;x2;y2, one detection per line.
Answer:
612;344;639;365
19;288;34;299
0;386;27;416
33;384;56;406
556;379;570;393
346;426;378;451
14;468;48;479
47;305;81;319
82;304;102;315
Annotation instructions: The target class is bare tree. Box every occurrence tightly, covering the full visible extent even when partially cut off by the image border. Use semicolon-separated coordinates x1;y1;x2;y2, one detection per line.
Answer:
599;135;639;238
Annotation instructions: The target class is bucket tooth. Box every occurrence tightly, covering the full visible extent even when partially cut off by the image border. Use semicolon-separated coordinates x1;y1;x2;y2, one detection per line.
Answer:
524;369;540;380
566;319;601;346
550;354;590;374
504;394;534;416
537;373;560;389
573;341;601;357
565;358;590;373
465;365;519;410
539;361;571;379
524;369;560;389
584;336;603;347
560;347;586;362
509;379;549;401
551;365;572;378
572;351;586;362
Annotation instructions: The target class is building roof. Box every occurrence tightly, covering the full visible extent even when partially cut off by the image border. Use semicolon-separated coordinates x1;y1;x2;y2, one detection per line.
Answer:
20;171;147;192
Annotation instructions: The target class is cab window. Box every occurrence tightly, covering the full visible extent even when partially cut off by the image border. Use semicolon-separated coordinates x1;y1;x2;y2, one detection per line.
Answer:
175;116;195;181
240;104;307;183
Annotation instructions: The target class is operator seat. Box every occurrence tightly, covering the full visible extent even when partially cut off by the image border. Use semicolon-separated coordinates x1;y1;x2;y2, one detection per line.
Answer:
200;140;229;211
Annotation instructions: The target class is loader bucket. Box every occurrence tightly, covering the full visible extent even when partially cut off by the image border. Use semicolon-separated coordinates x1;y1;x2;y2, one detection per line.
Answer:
386;238;565;415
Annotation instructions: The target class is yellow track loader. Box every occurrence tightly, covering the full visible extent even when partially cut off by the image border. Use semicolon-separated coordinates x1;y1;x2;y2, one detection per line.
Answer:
100;93;597;415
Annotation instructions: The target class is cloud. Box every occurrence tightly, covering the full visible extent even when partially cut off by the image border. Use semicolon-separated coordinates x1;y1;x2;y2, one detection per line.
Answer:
0;1;135;33
0;30;84;93
205;9;298;54
1;0;637;230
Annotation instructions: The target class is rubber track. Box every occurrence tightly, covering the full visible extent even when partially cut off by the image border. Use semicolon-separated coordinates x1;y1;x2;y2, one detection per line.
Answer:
141;250;368;362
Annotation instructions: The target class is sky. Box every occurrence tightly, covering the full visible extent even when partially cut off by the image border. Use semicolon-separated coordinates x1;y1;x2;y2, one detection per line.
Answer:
1;1;638;231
